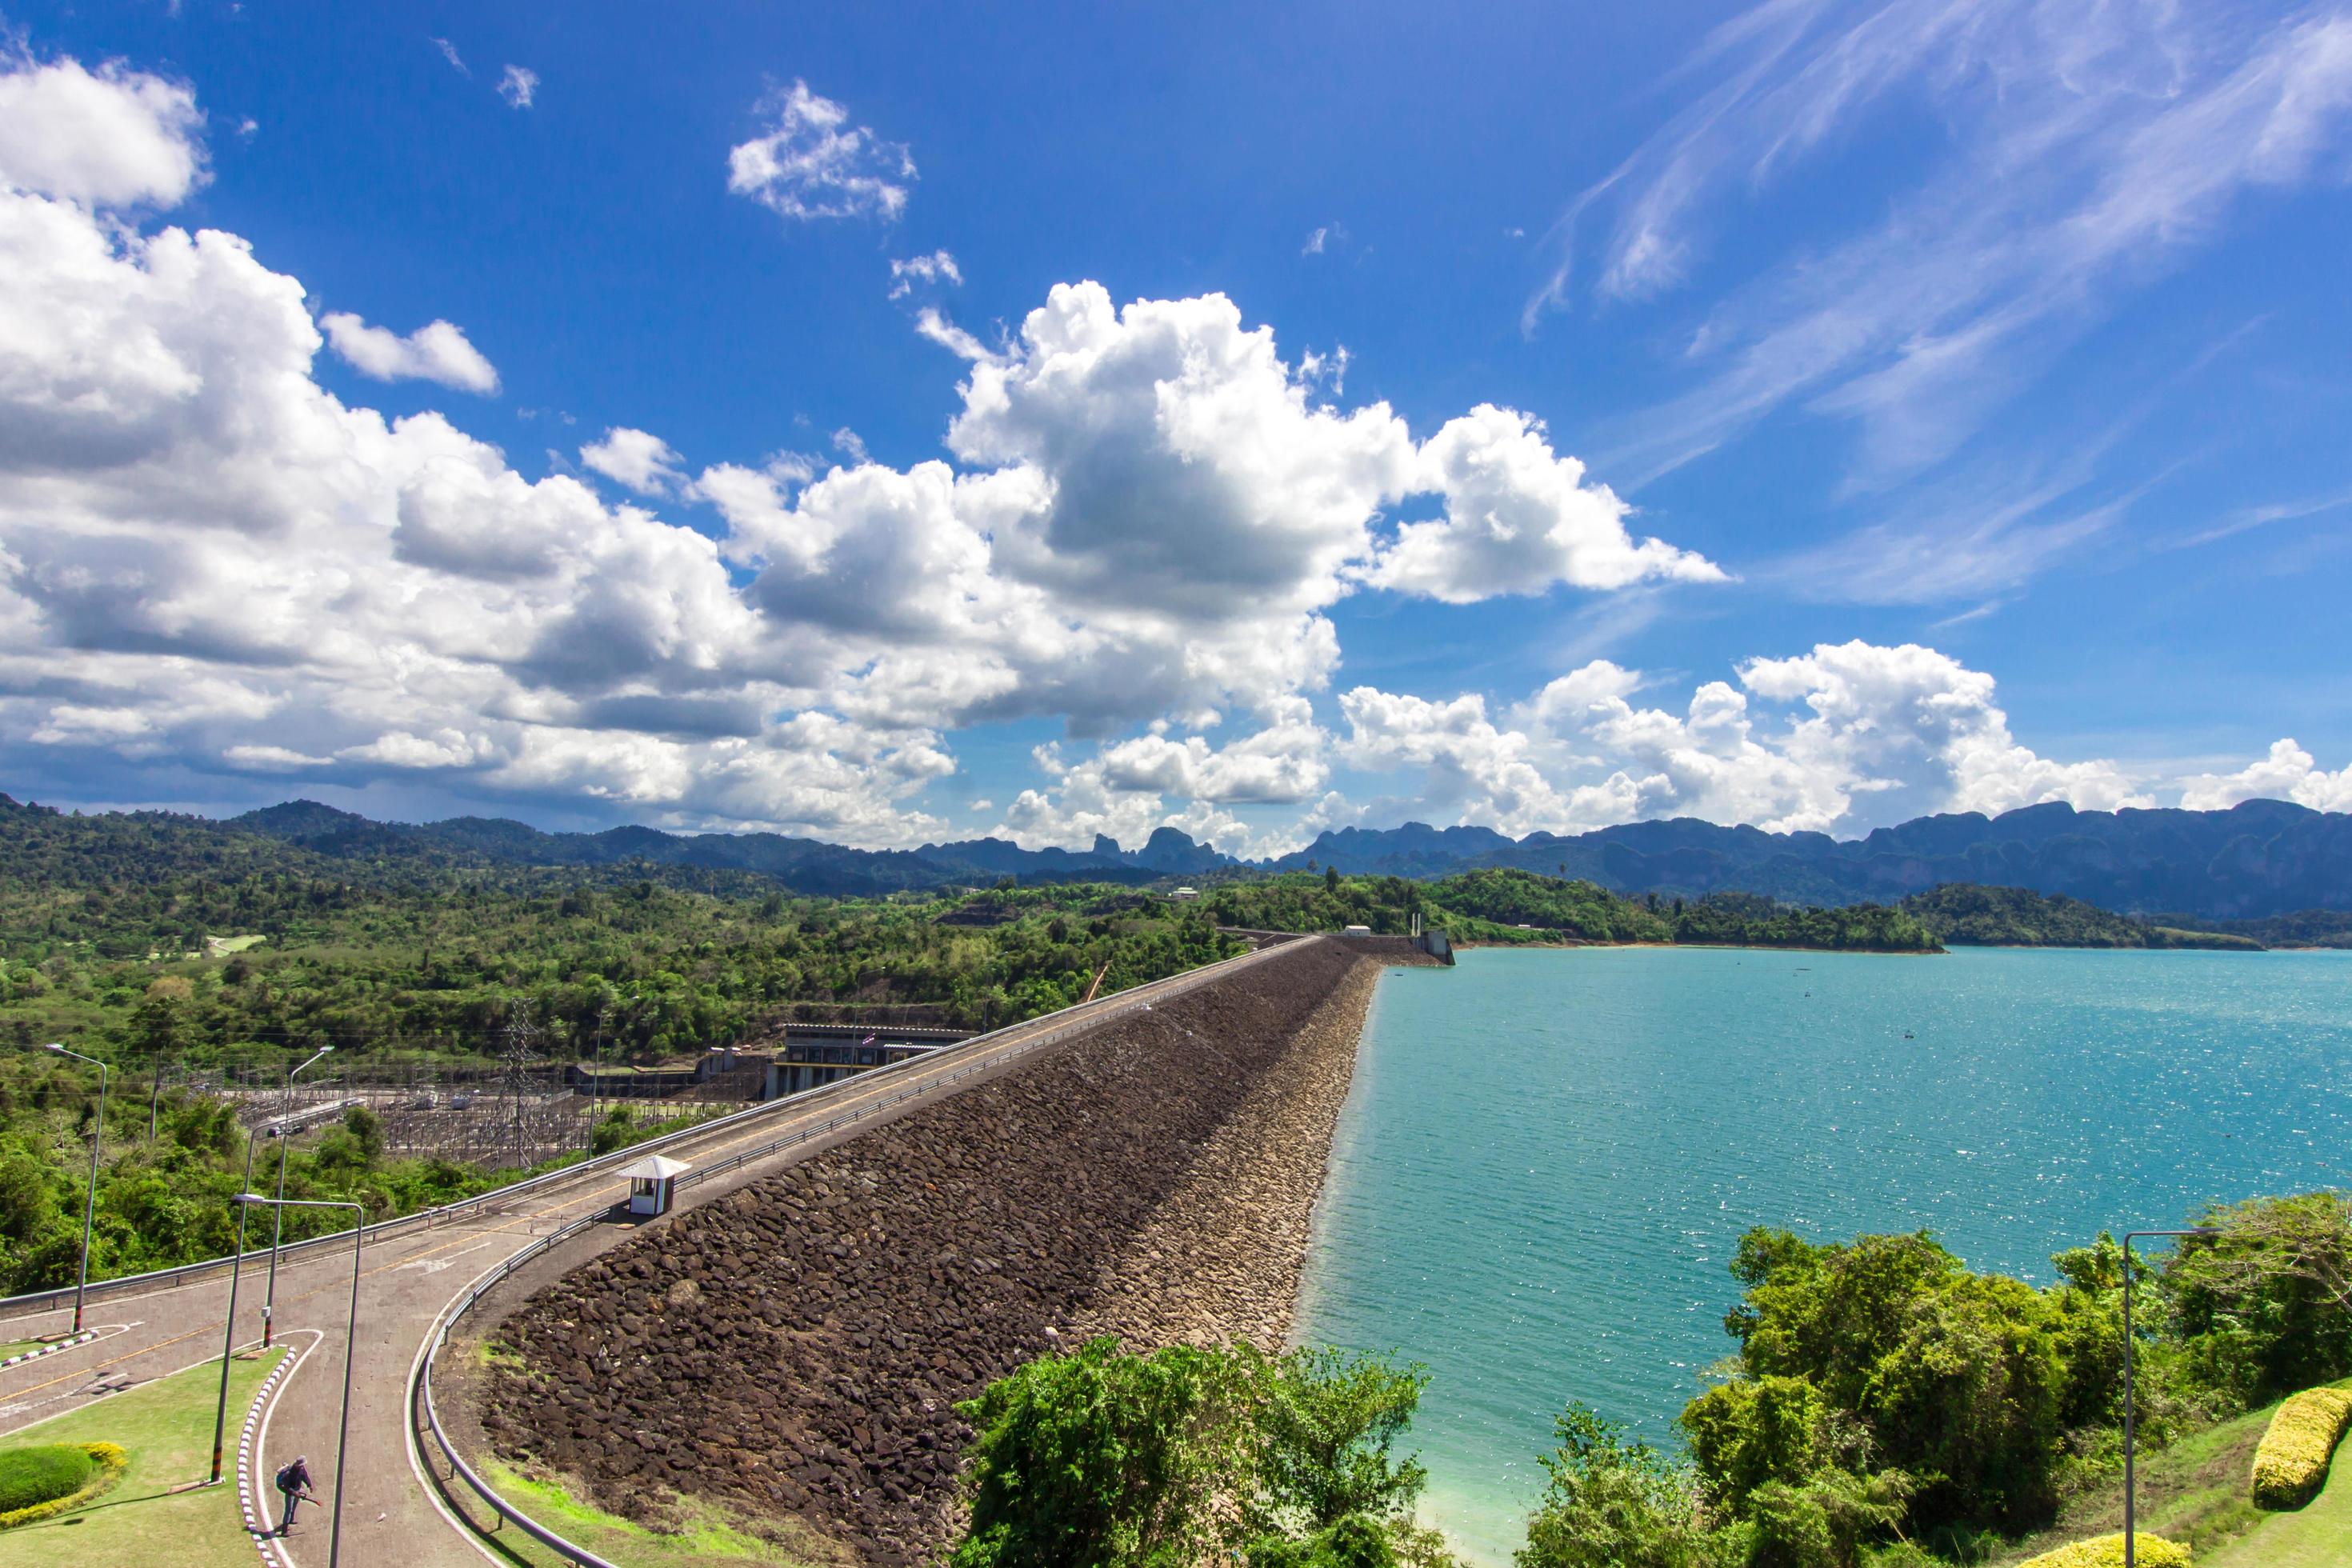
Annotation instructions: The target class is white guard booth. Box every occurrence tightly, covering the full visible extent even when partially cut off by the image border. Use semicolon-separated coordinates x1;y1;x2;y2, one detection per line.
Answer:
620;1152;691;1218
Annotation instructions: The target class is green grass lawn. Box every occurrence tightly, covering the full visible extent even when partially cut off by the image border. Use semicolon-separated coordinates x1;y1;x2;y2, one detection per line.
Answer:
1992;1404;2274;1564
452;1458;829;1568
2205;1423;2352;1568
1990;1378;2352;1566
0;1349;283;1566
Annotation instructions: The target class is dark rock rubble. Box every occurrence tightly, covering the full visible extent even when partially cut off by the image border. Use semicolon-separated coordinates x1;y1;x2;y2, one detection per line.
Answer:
476;936;1381;1565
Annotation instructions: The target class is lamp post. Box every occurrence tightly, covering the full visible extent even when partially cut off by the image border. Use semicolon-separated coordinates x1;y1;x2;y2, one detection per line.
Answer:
2122;1226;2222;1566
263;1046;334;1348
208;1129;264;1485
234;1194;362;1568
45;1044;107;1334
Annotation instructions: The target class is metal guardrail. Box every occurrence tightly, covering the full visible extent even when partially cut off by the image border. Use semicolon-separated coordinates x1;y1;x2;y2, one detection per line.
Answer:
416;1210;617;1567
410;936;1314;1566
0;1088;800;1319
0;937;1300;1323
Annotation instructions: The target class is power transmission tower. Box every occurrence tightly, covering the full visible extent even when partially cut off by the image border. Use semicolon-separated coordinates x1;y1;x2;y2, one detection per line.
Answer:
498;1012;542;1174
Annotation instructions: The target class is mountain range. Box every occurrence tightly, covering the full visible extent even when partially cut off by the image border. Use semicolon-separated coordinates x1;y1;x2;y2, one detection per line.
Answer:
1272;798;2352;918
10;793;2349;918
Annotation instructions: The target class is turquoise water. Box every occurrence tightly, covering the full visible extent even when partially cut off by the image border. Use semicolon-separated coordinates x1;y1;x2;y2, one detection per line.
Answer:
1292;945;2352;1564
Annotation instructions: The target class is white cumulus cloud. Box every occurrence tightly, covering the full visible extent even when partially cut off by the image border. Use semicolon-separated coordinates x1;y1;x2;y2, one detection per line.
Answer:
0;53;206;208
2178;740;2352;813
727;80;914;222
1341;641;2151;838
321;312;500;394
1366;405;1724;602
579;427;686;496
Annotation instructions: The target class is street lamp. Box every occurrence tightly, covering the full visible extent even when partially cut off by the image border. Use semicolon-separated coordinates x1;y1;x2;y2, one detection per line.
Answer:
208;1128;265;1485
234;1194;362;1568
2122;1226;2222;1567
45;1044;106;1334
263;1046;334;1348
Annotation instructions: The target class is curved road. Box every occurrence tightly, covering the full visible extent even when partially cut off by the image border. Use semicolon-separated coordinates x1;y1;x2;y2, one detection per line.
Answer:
0;938;1302;1566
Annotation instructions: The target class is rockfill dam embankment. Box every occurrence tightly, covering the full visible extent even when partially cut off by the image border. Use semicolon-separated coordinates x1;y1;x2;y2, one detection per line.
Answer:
470;934;1415;1564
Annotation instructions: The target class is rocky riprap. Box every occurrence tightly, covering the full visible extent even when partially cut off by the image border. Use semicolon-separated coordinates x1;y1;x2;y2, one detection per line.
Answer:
477;936;1378;1565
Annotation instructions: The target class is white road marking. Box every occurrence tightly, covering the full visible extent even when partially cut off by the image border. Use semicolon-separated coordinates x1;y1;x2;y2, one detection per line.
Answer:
394;1240;494;1275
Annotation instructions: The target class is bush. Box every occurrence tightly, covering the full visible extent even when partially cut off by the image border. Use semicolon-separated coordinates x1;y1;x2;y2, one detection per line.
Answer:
2014;1532;2190;1567
1858;1546;1944;1568
0;1441;124;1527
951;1337;1258;1568
1686;1228;2118;1537
1247;1514;1400;1567
1250;1347;1430;1534
1516;1404;1727;1568
2162;1194;2352;1403
2250;1384;2352;1510
0;1445;94;1514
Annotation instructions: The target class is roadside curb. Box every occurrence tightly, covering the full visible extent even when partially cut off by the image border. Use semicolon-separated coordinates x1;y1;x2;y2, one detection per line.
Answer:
234;1336;309;1567
0;1329;95;1369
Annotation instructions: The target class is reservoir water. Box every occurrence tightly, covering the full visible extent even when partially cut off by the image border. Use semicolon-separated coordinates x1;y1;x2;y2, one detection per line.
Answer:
1291;945;2352;1564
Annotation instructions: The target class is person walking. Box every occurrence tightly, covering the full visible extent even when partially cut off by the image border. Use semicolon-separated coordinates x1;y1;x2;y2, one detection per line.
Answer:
272;1453;317;1536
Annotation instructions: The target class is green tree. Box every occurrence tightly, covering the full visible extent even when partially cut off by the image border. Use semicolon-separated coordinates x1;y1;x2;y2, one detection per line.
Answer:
2162;1192;2352;1401
1249;1514;1401;1568
1517;1405;1727;1568
1685;1227;2126;1544
952;1337;1258;1568
1680;1375;1826;1516
342;1104;384;1162
1250;1347;1431;1534
1740;1469;1911;1568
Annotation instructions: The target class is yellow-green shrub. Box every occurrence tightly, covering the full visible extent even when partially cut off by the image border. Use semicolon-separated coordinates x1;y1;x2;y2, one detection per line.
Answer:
2016;1532;2192;1567
2251;1385;2352;1510
0;1442;126;1529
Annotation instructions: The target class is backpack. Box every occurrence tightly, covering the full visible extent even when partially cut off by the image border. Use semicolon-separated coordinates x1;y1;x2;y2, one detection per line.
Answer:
275;1463;297;1492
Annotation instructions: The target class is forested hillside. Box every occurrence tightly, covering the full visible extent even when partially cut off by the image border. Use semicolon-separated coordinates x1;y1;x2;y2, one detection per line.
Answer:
2164;908;2352;948
1208;869;1942;952
0;798;1244;1294
1897;884;2263;949
2;790;1247;1079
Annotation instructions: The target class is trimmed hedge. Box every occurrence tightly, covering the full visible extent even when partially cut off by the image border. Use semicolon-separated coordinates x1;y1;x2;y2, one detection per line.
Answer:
2017;1533;2191;1567
0;1442;126;1528
2251;1385;2352;1510
0;1446;92;1514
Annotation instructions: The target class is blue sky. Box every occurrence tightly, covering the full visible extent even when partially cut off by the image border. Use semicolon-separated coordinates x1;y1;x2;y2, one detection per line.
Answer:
2;0;2349;852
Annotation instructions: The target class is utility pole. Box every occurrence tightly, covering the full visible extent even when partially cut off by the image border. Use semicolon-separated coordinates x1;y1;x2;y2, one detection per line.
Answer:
44;1044;106;1334
209;1130;262;1485
264;1046;334;1348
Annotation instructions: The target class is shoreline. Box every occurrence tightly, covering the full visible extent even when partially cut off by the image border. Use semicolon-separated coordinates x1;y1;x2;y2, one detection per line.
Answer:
1070;949;1387;1350
1451;936;2282;954
1452;937;1942;954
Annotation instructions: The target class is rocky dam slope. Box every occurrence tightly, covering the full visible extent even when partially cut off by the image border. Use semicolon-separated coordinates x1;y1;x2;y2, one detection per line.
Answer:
472;935;1386;1564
